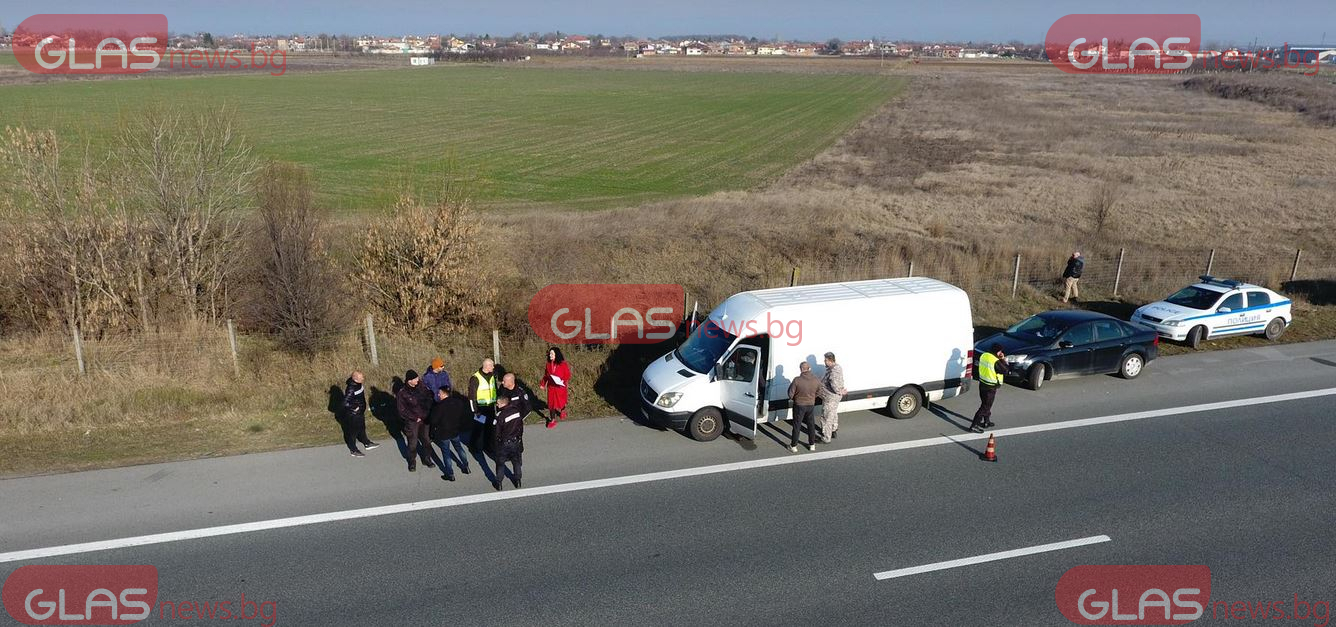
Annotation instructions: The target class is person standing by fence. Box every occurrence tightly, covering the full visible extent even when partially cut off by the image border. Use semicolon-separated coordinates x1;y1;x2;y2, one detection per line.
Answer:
539;347;571;429
396;369;435;472
339;371;379;457
818;352;846;443
1062;251;1084;303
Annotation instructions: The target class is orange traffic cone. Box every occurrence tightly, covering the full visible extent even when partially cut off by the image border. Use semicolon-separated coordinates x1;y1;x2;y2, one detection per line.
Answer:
980;433;997;462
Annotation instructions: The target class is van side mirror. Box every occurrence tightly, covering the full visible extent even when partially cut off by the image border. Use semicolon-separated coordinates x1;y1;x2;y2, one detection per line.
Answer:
1218;307;1232;313
1058;341;1074;349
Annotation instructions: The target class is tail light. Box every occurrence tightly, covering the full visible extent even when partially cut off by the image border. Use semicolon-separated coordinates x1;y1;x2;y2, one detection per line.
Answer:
1153;335;1160;346
965;349;975;377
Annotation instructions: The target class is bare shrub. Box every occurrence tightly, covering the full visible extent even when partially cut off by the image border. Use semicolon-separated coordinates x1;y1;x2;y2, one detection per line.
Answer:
0;127;150;334
239;163;348;354
355;185;495;332
1089;181;1122;239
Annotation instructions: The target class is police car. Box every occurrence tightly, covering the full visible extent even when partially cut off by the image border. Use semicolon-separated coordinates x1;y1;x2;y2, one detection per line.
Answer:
1131;276;1292;349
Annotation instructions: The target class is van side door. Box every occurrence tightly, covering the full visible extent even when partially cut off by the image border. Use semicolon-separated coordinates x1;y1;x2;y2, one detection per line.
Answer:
718;345;762;439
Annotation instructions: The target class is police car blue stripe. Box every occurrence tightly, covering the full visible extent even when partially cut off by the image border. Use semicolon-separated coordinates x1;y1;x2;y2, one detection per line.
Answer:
1181;299;1291;322
1212;324;1266;336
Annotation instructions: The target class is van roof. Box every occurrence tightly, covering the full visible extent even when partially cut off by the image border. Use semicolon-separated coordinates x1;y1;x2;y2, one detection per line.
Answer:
712;277;963;325
746;277;961;307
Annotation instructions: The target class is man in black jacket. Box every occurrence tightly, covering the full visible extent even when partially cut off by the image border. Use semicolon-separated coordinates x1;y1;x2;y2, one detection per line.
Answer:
490;396;524;491
1062;251;1084;303
339;371;379;457
395;369;435;472
429;386;472;481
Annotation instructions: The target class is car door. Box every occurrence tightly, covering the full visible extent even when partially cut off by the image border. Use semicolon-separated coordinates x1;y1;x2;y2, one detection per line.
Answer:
1212;292;1246;336
1050;322;1095;376
717;345;762;438
1089;319;1130;373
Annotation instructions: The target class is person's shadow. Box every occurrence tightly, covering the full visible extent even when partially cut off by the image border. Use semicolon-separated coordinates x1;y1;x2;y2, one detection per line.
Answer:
326;385;344;421
368;381;407;458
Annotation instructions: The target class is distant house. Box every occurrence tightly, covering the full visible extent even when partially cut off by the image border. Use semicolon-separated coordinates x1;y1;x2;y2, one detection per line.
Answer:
841;40;875;56
942;46;962;58
684;43;707;55
757;45;781;56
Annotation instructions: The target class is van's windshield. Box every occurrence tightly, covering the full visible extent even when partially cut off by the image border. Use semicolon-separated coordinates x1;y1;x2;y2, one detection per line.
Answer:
675;320;738;374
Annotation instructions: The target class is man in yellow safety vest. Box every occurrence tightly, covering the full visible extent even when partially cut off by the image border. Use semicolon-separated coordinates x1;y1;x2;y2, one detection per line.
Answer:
467;358;498;449
970;343;1010;433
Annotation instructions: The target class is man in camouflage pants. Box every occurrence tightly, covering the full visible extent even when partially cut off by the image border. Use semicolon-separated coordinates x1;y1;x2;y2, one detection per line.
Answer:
819;352;847;443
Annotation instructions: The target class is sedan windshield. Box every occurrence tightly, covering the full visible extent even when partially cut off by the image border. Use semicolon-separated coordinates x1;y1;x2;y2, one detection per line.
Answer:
1006;315;1065;341
1165;286;1224;310
675;320;738;374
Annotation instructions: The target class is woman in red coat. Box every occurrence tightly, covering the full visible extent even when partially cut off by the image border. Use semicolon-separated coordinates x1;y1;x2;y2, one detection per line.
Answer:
539;347;571;428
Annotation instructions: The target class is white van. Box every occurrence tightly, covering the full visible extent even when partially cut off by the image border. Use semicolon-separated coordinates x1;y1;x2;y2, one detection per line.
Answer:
640;277;975;441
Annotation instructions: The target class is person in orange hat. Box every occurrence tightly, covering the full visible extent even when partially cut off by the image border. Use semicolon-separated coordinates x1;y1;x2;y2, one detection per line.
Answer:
423;357;452;401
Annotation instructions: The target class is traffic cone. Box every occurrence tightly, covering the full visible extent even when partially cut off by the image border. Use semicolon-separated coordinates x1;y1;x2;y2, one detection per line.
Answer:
980;433;997;462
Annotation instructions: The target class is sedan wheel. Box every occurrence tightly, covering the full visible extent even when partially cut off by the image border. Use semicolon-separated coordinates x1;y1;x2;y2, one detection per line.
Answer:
1026;363;1046;391
1186;326;1206;349
1119;353;1144;379
1264;318;1286;341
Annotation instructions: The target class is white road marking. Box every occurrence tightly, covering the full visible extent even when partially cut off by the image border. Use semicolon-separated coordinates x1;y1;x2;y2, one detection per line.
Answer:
1;387;1333;564
872;535;1112;580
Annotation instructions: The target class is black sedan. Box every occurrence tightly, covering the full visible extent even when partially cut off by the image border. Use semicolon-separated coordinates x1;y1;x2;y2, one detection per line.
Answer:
974;310;1159;390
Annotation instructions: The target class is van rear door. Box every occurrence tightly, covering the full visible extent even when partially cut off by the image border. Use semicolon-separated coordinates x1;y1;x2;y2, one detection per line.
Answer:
717;345;761;439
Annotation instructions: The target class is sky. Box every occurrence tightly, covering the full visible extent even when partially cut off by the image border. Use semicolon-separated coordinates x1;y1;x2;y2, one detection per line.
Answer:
1;0;1332;45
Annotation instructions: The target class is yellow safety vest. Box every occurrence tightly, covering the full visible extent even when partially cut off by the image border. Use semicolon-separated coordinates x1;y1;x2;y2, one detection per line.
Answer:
473;372;497;405
978;353;1003;387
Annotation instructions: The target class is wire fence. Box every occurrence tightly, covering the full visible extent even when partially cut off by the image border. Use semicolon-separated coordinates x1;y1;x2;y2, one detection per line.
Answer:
1;244;1332;380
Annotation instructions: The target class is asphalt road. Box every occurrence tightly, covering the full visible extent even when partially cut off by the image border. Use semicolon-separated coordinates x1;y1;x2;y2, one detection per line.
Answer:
3;340;1335;625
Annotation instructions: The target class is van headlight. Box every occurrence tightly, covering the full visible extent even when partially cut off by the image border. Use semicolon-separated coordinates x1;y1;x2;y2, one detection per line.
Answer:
656;392;683;408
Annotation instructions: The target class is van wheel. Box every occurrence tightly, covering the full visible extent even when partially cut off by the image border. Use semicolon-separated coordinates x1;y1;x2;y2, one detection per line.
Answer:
1263;318;1286;341
1026;363;1047;391
1119;353;1145;379
889;387;922;419
1186;326;1206;349
686;407;723;442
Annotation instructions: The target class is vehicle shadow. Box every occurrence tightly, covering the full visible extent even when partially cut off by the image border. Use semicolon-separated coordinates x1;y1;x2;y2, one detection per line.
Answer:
1073;300;1140;320
592;324;689;430
1282;279;1336;306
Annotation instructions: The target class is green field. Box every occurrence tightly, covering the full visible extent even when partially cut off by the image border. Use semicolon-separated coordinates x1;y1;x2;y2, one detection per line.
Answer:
0;65;903;210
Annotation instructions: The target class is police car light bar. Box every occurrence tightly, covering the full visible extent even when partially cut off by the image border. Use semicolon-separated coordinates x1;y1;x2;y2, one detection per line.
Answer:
1198;275;1243;288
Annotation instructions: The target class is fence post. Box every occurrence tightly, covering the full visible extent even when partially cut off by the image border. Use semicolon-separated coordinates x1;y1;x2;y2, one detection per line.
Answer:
790;266;800;287
1290;248;1302;282
907;260;914;277
226;319;240;376
1011;254;1021;298
691;300;699;332
365;314;379;367
71;322;85;376
1205;249;1215;276
683;291;689;324
1113;248;1126;298
492;329;501;365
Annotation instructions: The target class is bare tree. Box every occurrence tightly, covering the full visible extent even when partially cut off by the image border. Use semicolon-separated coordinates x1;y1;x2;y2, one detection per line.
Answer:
119;105;258;323
240;163;347;353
